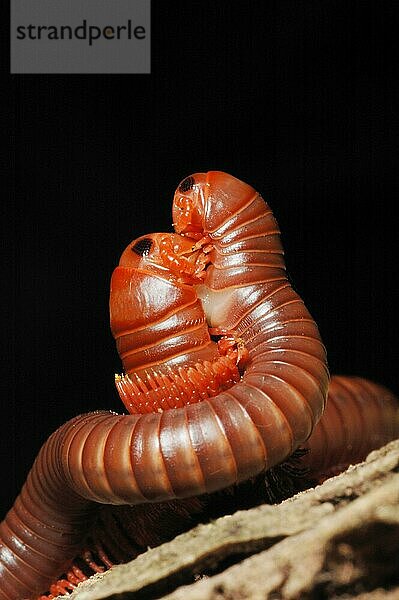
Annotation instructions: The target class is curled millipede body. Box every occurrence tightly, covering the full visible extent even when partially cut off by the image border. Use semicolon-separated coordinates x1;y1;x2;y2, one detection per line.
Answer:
0;172;398;600
302;375;399;479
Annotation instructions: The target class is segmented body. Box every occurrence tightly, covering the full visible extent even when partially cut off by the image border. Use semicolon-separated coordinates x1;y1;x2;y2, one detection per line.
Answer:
0;172;397;600
302;375;399;479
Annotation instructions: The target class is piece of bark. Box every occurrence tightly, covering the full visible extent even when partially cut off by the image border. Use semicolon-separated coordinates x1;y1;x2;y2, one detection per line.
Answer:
58;439;399;600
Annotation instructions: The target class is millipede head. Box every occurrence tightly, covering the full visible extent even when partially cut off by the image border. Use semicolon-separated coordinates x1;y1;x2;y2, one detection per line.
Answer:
116;232;209;284
173;173;208;239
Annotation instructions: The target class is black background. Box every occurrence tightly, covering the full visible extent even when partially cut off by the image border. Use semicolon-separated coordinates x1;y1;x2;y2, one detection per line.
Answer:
3;1;398;516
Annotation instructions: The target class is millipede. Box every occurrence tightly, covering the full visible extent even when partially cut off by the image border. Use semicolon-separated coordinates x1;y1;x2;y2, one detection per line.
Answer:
1;171;398;599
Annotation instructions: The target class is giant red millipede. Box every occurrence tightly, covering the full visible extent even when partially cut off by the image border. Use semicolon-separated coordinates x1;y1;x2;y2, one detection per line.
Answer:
0;171;398;599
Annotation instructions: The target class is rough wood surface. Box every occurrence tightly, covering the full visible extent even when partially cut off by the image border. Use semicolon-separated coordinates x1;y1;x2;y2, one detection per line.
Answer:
58;439;399;600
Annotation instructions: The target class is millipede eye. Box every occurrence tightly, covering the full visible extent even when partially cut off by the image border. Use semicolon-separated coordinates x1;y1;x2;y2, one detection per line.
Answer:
178;176;195;193
131;238;153;256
